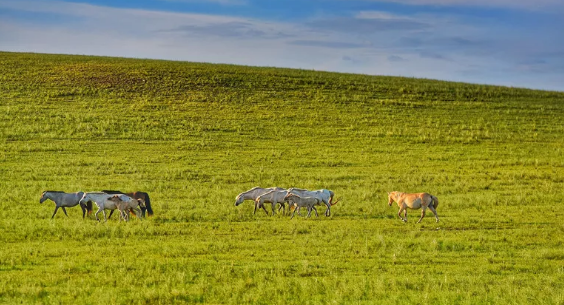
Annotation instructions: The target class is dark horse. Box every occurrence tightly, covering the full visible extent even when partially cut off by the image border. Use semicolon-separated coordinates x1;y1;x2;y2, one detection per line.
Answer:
84;190;154;218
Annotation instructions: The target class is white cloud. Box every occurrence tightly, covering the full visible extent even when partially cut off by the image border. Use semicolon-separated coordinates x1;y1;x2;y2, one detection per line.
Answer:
364;0;564;10
0;0;562;91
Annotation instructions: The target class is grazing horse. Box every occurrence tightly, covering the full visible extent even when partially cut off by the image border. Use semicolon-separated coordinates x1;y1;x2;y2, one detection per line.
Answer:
387;191;439;223
40;191;87;219
255;190;289;215
286;188;340;217
102;190;153;217
107;195;146;222
79;192;133;222
284;193;320;219
235;187;285;215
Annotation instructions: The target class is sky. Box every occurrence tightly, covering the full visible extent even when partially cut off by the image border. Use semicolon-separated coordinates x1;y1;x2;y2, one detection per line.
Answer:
1;0;563;91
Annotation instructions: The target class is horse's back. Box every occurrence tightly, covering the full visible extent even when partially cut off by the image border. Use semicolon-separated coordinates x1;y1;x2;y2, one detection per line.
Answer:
60;192;82;205
402;192;435;207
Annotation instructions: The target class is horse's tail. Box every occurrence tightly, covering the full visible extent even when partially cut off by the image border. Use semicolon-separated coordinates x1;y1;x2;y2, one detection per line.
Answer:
431;195;439;209
86;201;93;215
144;192;154;216
328;190;335;205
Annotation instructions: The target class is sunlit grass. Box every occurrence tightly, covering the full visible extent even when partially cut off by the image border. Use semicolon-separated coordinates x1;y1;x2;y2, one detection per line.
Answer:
0;51;563;304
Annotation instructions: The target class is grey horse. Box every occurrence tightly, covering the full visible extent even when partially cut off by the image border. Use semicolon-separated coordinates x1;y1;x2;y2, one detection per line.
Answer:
235;187;286;215
40;191;87;219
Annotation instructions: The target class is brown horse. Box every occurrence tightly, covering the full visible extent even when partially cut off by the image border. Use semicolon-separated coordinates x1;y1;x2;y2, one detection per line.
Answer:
84;190;153;218
387;191;439;223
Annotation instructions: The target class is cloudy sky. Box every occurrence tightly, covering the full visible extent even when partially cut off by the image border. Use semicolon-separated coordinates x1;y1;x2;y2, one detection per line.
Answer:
1;0;563;91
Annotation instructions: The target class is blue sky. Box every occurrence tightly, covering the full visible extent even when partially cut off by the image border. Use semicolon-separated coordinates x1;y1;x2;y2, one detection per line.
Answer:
1;0;563;91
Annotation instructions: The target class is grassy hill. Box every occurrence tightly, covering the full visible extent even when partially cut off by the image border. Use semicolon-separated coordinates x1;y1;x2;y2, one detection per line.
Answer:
1;51;563;304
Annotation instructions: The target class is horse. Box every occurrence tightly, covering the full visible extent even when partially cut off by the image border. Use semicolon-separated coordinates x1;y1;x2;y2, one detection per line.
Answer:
255;189;289;215
40;191;87;219
284;193;320;219
234;187;285;215
107;195;146;222
387;191;439;223
100;190;153;218
79;192;133;222
286;188;340;217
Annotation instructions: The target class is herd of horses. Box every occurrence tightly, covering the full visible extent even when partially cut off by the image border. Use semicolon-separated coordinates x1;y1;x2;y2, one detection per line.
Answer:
234;187;439;223
39;190;153;222
39;187;440;223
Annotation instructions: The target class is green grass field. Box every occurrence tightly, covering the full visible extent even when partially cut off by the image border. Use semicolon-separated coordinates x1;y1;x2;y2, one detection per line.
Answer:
1;51;563;304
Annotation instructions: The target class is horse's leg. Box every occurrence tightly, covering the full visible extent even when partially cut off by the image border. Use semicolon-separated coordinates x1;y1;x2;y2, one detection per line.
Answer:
51;207;60;219
417;206;427;224
62;207;69;217
278;202;285;214
262;203;269;215
312;206;319;217
306;207;312;218
397;207;405;222
80;205;86;219
108;209;115;219
271;202;277;216
403;208;408;222
428;205;439;222
324;200;331;217
291;208;297;219
95;207;102;221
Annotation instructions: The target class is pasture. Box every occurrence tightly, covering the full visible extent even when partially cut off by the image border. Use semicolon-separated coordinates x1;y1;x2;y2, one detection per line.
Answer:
0;51;563;304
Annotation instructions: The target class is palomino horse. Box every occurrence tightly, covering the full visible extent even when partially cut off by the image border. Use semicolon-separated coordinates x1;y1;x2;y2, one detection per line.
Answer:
107;195;146;222
79;192;136;222
102;190;153;217
235;187;285;215
387;191;439;223
40;191;87;219
286;188;340;217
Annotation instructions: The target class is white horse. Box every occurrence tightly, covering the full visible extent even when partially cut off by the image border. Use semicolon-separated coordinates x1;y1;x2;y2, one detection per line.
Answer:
255;190;289;215
107;195;145;222
40;191;86;219
79;192;133;222
284;193;320;219
235;187;285;214
286;188;339;216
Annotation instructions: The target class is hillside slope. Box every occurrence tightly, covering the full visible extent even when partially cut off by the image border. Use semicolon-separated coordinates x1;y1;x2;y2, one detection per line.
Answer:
1;52;563;304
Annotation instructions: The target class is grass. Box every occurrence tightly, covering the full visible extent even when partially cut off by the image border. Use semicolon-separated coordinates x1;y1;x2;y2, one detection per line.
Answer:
0;51;563;304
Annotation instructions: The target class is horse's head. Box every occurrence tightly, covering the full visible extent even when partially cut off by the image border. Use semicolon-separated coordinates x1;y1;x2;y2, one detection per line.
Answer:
387;192;396;206
78;193;89;206
39;191;48;203
284;193;298;202
137;198;146;208
235;194;244;206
